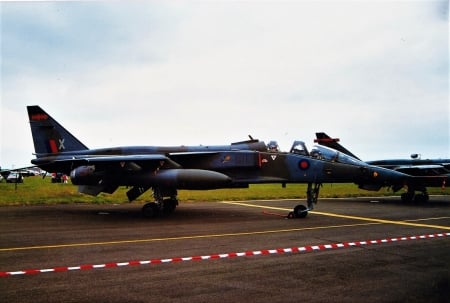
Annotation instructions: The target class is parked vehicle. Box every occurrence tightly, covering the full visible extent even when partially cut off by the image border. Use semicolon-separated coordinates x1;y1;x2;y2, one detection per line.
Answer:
6;172;23;183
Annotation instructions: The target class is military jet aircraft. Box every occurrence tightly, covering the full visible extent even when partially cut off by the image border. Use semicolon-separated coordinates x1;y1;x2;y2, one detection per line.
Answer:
26;106;408;218
315;132;450;203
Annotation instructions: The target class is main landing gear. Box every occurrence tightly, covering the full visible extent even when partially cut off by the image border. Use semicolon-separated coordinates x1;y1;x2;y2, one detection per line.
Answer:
288;182;322;219
141;183;323;219
401;188;430;204
142;188;179;218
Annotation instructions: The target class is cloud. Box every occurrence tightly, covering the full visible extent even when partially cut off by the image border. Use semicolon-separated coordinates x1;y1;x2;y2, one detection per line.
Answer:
1;1;448;168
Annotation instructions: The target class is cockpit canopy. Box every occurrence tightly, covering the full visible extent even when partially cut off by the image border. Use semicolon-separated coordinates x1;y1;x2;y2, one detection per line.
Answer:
287;140;365;166
310;144;365;166
289;141;309;156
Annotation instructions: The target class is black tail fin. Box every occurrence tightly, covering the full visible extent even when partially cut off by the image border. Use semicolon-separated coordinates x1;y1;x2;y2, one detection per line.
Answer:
314;132;361;160
27;106;88;157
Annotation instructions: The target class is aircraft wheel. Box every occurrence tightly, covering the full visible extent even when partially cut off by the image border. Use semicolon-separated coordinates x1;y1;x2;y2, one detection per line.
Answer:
401;193;414;203
142;202;159;218
414;193;429;204
163;198;178;215
293;204;308;218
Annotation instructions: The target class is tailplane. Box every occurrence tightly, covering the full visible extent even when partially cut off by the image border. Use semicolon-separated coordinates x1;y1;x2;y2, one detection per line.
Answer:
27;106;88;157
314;132;361;160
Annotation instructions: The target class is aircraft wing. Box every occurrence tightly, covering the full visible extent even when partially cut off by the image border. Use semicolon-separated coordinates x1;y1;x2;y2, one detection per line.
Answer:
34;154;180;169
396;164;444;170
43;154;184;198
392;164;448;176
72;155;181;170
31;154;184;180
406;175;449;188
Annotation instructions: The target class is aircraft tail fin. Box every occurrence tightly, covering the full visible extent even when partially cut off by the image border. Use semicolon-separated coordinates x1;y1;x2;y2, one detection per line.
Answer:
27;106;88;157
314;132;361;160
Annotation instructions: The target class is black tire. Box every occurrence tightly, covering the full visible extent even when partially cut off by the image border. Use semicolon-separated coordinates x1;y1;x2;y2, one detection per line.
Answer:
293;204;308;218
163;199;177;215
401;193;414;203
414;193;429;204
142;202;159;218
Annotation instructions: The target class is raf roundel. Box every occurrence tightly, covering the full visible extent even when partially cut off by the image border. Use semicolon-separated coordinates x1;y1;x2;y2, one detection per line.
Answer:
298;159;310;170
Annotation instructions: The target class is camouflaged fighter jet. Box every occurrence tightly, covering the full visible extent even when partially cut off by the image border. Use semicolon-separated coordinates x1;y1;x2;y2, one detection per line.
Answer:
315;132;450;203
27;106;408;218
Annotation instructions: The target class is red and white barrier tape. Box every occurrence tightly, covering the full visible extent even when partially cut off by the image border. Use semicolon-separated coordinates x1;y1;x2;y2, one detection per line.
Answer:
1;232;449;277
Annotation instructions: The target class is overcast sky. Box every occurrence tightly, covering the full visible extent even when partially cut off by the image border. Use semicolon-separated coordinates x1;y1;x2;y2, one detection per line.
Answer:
1;1;449;168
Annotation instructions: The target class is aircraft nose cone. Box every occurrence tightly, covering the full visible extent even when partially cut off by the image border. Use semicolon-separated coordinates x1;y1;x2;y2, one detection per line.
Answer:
354;165;407;191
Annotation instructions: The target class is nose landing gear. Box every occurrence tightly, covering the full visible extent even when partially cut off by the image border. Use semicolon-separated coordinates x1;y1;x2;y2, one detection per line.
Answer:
288;182;322;218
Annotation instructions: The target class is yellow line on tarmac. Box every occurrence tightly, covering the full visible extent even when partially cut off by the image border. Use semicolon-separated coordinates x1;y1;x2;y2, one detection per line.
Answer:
311;210;450;230
0;222;378;252
222;201;450;231
222;201;291;212
2;203;448;252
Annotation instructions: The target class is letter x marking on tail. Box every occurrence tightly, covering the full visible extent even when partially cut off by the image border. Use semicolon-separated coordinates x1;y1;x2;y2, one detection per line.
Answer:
59;139;65;150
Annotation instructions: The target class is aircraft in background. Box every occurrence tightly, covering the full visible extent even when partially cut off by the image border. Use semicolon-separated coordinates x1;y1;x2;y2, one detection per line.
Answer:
26;106;409;218
315;132;450;203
